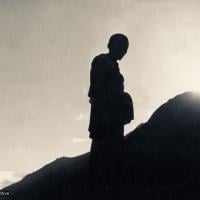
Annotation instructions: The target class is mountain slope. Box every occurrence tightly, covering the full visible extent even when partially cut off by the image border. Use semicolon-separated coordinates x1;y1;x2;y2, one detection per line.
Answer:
2;91;200;200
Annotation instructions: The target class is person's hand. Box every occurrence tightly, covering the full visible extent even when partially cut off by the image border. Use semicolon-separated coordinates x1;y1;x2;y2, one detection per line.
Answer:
89;98;96;103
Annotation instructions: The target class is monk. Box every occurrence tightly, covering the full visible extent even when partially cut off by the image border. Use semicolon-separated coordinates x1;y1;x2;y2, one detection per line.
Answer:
88;33;133;199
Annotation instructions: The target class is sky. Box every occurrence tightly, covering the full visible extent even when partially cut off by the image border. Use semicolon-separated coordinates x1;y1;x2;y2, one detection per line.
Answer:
1;0;200;188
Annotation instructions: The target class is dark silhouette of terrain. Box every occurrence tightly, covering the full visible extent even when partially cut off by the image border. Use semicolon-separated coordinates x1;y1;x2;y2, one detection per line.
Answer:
2;91;200;200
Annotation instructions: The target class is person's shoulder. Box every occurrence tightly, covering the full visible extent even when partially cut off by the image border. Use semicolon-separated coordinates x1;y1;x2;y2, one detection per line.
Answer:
92;53;110;65
93;53;108;60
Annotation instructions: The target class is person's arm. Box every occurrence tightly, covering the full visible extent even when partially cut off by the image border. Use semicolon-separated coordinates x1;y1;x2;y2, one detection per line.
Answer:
88;56;111;124
89;56;108;100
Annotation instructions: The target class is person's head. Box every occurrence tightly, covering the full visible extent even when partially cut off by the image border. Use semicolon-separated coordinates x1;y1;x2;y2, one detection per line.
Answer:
107;33;129;60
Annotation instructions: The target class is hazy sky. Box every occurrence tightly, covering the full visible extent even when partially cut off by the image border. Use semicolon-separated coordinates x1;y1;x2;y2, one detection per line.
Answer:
1;0;200;188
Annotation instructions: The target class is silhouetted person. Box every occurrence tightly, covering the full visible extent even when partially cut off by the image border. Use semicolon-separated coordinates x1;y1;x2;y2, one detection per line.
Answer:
88;33;134;199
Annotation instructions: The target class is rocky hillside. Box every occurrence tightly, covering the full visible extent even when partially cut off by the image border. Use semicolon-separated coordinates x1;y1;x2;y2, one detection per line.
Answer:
2;92;200;200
